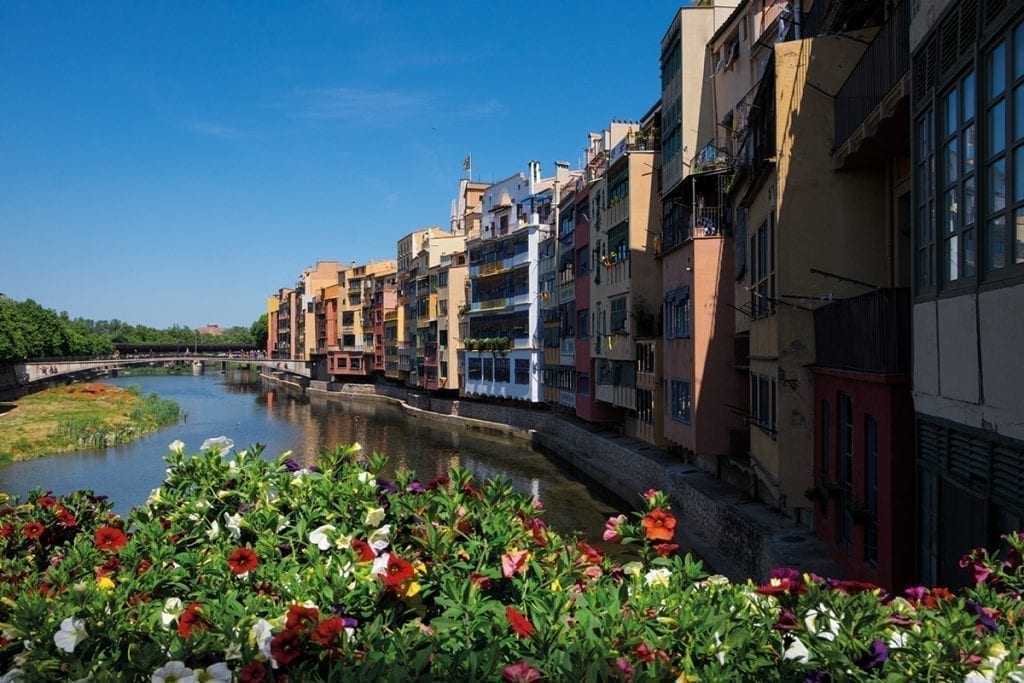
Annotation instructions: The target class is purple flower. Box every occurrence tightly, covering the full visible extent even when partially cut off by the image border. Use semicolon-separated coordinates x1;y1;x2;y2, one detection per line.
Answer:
377;480;398;495
905;586;927;602
772;609;801;632
771;567;803;582
309;465;321;473
804;671;831;683
407;480;426;493
967;599;999;633
860;639;889;670
283;458;302;472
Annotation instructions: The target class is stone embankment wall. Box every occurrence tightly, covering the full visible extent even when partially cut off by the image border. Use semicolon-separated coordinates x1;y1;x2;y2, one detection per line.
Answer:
276;374;846;582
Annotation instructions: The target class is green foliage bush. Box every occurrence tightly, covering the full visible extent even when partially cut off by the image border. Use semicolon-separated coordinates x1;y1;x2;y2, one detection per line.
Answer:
0;443;1022;681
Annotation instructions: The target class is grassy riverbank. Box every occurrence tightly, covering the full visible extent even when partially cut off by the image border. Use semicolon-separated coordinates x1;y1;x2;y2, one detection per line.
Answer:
0;383;184;463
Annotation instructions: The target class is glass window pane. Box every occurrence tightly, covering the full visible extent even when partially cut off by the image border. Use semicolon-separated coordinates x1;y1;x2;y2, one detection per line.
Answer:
988;42;1006;99
1015;146;1024;203
945;87;958;136
1015;23;1023;79
963;71;976;121
964;228;976;276
945;139;958;184
965;175;976;225
988;100;1006;155
1016;208;1024;264
917;115;931;158
945;235;960;281
987;216;1006;271
989;159;1007;213
965;124;976;171
1016;86;1024;141
945;189;959;234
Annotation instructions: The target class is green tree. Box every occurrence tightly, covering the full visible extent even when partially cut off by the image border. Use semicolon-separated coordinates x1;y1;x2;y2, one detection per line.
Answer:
250;313;268;350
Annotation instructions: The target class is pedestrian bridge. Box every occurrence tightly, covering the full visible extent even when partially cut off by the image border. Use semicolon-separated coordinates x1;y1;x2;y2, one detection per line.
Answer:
10;355;310;387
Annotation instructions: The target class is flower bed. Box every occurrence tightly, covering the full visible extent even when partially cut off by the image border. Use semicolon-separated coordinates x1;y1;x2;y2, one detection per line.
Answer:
0;441;1022;681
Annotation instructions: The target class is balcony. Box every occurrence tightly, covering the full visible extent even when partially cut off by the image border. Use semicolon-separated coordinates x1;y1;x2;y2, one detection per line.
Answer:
813;288;910;374
660;206;732;253
833;0;910;167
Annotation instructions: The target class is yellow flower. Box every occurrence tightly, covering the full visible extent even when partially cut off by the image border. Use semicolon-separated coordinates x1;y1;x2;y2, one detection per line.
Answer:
96;577;115;592
403;581;422;598
550;579;562;592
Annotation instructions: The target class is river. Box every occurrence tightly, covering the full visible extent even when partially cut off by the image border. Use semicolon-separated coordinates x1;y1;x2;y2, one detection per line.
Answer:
0;371;627;546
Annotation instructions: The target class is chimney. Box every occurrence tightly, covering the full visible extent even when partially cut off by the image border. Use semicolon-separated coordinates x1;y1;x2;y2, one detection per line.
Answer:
527;160;541;195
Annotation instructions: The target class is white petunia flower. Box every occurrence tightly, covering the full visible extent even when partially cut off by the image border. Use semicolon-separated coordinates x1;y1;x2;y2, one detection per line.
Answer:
309;524;336;551
161;598;183;628
151;660;194;683
621;561;644;577
334;533;352;551
357;471;375;486
364;507;386;526
783;636;810;663
644;567;671;588
372;552;391;577
206;520;221;541
223;641;242;661
249;619;274;661
368;524;391;552
194;662;231;683
168;440;185;455
805;605;840;641
200;436;234;457
223;512;243;540
53;617;87;653
0;669;25;683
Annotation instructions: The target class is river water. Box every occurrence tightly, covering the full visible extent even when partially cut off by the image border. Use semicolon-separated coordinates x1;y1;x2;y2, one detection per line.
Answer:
0;371;627;546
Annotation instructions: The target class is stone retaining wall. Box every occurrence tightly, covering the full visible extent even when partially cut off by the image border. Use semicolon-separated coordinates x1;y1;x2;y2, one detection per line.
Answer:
273;374;845;582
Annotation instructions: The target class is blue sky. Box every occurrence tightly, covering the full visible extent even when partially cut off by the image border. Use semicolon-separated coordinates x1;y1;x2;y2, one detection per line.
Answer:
1;1;677;328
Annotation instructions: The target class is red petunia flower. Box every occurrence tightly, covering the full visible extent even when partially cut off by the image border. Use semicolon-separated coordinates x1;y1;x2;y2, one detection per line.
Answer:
94;526;127;553
36;495;57;508
239;662;266;683
177;602;208;639
270;627;303;665
0;523;13;538
641;508;676;542
575;541;604;564
505;606;534;638
351;538;375;562
22;521;45;539
383;554;414;589
228;547;259;575
652;542;679;557
285;604;320;633
310;616;345;646
56;508;77;528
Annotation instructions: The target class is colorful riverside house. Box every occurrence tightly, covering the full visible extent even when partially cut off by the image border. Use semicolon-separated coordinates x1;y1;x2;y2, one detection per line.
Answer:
362;267;399;379
400;228;468;390
795;0;917;590
462;162;557;402
541;162;582;412
909;0;1024;587
658;1;773;488
573;134;622;424
396;228;446;386
708;3;908;529
319;260;397;381
589;115;664;447
446;179;486;394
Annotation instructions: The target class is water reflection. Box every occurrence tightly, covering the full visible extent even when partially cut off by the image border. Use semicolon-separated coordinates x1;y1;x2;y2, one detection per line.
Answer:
0;373;627;547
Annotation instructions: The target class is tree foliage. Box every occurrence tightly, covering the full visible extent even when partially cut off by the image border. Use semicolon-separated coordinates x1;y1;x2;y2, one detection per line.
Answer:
0;296;265;361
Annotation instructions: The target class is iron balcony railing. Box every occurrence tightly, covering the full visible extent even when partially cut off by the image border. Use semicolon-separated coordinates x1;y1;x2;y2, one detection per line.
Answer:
833;0;910;149
813;288;910;374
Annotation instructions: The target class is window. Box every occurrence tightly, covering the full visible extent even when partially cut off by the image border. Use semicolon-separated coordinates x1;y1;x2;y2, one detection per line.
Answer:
514;359;530;385
916;110;937;289
577;247;589;276
941;72;977;281
342;311;355;326
864;414;879;567
438;271;449;287
820;399;831;516
665;287;691;338
577;309;590;338
607;223;629;263
670;380;691;424
985;24;1024;271
636;388;654;425
749;216;775;317
468;357;481;380
438;299;448;316
836;392;854;554
482;356;493;382
610;296;627;333
494;357;510;383
749;373;777;435
578;372;590;396
350;357;361;370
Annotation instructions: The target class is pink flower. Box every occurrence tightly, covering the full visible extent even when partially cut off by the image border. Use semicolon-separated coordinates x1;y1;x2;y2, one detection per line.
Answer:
603;514;626;542
501;549;529;578
502;661;541;682
615;658;634;679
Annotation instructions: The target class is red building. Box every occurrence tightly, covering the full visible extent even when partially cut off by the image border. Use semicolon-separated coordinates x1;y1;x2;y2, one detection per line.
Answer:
810;288;915;591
